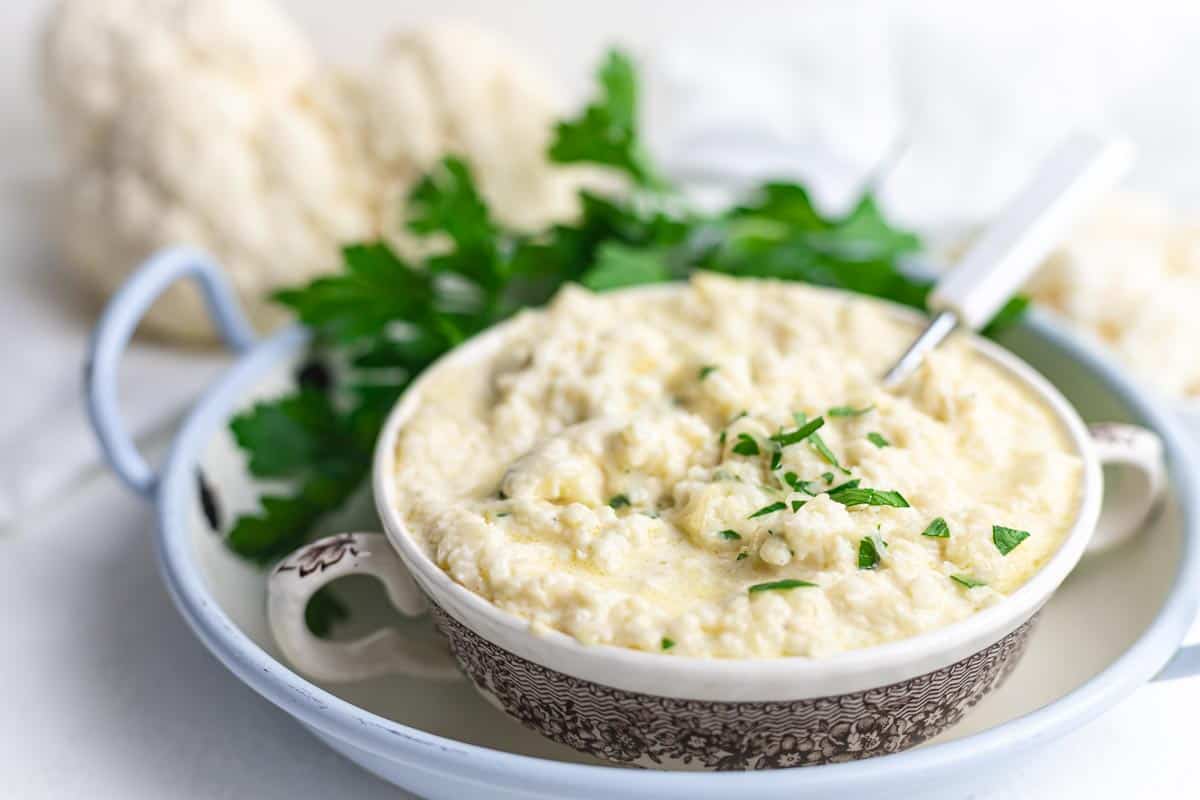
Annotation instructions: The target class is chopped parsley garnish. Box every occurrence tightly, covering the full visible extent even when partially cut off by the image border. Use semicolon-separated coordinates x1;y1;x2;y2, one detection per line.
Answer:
718;529;742;540
858;535;885;569
951;574;987;589
822;472;835;483
992;525;1030;556
698;365;718;380
922;517;950;538
783;472;819;495
749;579;818;593
661;637;676;650
748;501;788;519
718;430;727;447
811;434;850;474
791;500;807;512
828;487;910;508
769;447;783;471
495;512;510;518
828;478;861;493
736;550;749;560
732;433;761;456
608;494;631;509
867;432;890;448
829;404;874;417
792;412;850;475
770;416;825;447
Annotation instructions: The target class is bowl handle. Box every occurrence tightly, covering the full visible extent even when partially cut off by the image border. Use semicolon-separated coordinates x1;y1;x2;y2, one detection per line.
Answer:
84;247;257;497
268;533;461;682
1086;423;1167;554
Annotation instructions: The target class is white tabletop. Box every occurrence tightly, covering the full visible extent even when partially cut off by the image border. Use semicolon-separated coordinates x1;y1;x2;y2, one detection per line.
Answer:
5;1;1200;797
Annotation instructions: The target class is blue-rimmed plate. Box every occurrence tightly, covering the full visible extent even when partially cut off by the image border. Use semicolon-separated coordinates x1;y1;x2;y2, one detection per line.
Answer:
86;249;1200;799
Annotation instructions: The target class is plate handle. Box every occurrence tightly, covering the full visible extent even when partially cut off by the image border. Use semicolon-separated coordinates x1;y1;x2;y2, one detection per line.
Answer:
1157;646;1200;681
84;247;257;497
268;533;461;682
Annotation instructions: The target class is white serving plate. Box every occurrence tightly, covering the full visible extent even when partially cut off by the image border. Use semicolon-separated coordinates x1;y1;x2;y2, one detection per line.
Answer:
85;249;1200;799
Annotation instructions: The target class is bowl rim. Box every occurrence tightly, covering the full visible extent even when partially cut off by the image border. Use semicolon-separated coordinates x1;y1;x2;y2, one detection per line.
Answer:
154;308;1200;797
370;281;1102;700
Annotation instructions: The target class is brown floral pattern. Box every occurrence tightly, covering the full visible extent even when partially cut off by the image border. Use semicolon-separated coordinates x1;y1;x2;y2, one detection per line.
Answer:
274;533;360;578
430;605;1036;770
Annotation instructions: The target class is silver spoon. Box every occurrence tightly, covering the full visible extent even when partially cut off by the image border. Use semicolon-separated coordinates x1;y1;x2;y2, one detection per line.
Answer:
882;134;1135;387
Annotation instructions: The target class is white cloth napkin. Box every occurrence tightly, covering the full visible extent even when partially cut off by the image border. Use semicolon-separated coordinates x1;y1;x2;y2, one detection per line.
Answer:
0;173;230;528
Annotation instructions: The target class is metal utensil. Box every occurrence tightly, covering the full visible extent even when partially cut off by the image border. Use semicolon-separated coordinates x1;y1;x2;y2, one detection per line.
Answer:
882;134;1135;387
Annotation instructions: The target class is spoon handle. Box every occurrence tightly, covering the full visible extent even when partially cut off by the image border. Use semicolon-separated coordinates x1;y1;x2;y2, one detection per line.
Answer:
929;133;1134;330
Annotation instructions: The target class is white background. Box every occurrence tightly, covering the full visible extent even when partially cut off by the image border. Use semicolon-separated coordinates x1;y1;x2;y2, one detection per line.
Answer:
4;1;1200;797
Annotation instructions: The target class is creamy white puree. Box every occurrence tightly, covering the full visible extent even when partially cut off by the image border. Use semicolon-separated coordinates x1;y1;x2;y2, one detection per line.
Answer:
392;275;1082;658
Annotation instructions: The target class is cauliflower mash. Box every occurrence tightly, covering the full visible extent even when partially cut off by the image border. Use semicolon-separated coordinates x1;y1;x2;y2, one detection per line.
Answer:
392;275;1082;658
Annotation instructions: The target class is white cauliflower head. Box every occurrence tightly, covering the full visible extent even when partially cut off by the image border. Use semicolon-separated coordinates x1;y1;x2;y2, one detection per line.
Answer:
361;23;592;235
43;0;375;341
42;1;593;343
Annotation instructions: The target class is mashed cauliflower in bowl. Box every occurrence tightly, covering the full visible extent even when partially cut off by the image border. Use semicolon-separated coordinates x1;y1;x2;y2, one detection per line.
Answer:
269;274;1164;768
392;274;1085;659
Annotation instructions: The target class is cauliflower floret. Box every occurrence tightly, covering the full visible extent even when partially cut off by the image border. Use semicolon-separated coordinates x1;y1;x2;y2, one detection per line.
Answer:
362;24;604;235
1025;191;1200;399
40;1;600;343
41;0;369;341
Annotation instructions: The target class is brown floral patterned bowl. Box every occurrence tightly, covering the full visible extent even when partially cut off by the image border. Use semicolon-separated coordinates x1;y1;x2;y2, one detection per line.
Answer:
266;294;1165;770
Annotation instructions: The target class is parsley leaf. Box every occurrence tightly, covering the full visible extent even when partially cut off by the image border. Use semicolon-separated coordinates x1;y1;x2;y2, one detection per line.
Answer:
810;433;851;474
226;389;378;564
732;433;761;456
858;536;885;569
582;242;672;290
661;637;676;650
770;416;825;447
407;157;502;288
783;472;820;495
951;574;987;589
698;365;719;380
922;517;950;538
273;243;428;344
748;501;788;519
829;405;874;417
718;529;742;540
793;412;850;475
993;525;1031;556
548;50;659;187
867;432;890;448
982;296;1031;339
828;487;910;508
749;579;818;593
609;494;632;509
